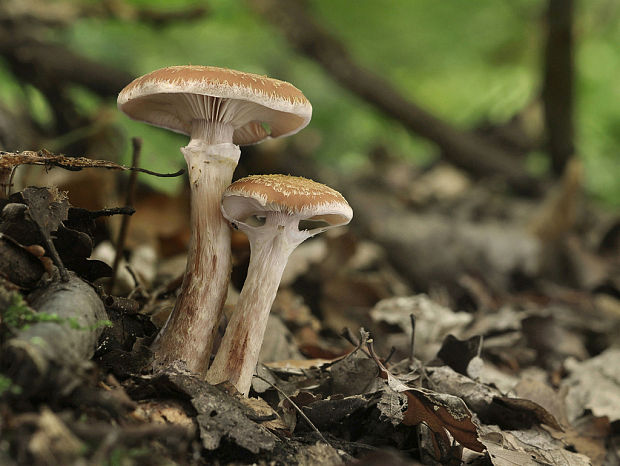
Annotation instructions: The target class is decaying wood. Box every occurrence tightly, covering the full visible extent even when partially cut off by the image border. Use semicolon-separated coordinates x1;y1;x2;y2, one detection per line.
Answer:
2;272;106;396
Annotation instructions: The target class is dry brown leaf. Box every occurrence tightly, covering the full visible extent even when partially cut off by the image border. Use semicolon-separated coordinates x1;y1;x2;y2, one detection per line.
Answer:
368;342;484;454
403;388;485;453
240;396;289;432
131;400;195;432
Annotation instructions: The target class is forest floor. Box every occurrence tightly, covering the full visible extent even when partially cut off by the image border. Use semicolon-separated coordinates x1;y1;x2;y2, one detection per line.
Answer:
0;151;619;465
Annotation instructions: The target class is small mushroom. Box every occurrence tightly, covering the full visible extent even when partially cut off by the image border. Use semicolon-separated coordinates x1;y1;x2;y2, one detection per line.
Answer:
118;66;311;374
207;174;352;395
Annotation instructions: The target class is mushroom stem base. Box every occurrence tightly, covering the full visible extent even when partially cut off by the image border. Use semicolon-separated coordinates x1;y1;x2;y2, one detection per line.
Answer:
151;142;240;375
207;218;307;395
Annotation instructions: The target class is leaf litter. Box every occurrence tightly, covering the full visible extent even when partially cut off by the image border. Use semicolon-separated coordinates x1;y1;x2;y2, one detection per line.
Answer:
1;151;619;465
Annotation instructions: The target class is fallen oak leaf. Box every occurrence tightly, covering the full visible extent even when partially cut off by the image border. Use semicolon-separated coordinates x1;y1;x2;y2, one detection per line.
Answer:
378;389;407;426
402;387;485;453
492;396;563;432
4;190;136;282
367;339;485;454
0;150;184;177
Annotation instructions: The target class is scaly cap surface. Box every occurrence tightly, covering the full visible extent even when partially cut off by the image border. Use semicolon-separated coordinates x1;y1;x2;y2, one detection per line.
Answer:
118;66;312;145
222;174;352;226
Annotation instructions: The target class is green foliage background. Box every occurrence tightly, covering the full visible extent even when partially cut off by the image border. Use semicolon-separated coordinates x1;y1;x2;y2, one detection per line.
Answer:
2;0;619;205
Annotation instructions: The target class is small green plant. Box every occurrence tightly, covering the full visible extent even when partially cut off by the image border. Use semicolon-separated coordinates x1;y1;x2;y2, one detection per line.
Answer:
1;292;112;334
105;446;152;466
2;292;37;330
0;374;21;396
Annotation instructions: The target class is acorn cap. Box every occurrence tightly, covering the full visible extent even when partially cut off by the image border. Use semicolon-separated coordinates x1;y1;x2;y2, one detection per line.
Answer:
222;174;352;227
118;65;312;145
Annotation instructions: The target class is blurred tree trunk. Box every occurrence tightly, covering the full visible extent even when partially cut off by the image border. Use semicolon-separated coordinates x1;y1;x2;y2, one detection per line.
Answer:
542;0;575;176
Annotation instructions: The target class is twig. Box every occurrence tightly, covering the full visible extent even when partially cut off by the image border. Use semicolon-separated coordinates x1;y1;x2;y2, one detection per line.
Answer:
366;339;385;373
125;264;148;300
41;232;69;282
8;166;16;197
131;167;184;177
0;150;185;178
339;327;371;357
340;327;359;347
409;313;416;366
248;0;540;195
542;0;575;174
384;346;396;365
365;338;406;380
253;374;333;448
0;167;13;198
89;206;135;218
109;138;141;294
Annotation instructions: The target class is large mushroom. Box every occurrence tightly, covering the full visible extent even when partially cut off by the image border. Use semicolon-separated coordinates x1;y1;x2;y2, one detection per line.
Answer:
207;174;352;395
117;66;312;374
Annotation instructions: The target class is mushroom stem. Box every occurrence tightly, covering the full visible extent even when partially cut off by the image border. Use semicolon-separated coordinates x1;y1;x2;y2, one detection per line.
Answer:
190;118;234;145
151;140;240;374
207;213;309;395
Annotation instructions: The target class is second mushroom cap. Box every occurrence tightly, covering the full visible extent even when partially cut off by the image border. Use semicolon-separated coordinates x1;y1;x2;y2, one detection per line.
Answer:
222;174;353;231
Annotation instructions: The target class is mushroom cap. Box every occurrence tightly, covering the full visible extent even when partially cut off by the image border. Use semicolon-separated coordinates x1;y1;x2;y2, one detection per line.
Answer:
222;174;352;227
117;65;312;145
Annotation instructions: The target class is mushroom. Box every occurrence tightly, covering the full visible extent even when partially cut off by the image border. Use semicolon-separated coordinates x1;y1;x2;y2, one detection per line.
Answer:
117;66;312;374
206;174;352;395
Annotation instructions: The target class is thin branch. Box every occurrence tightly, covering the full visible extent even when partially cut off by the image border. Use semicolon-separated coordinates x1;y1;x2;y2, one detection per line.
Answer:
248;0;540;194
109;138;141;294
0;32;132;99
339;327;371;358
89;207;135;218
0;150;185;178
409;313;416;366
253;374;333;448
384;346;397;365
542;0;575;175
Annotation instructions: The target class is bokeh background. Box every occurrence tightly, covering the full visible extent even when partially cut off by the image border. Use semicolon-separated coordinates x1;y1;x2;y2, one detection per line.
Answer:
1;0;618;205
2;5;620;464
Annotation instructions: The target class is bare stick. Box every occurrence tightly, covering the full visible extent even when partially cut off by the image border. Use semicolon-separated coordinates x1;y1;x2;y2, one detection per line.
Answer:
248;0;540;194
384;346;396;365
409;313;416;366
542;0;574;175
0;167;13;198
109;138;141;294
253;374;332;448
339;327;371;357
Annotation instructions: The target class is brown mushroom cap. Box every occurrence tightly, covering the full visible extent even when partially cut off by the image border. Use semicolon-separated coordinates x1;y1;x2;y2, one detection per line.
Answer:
117;66;312;145
222;174;353;227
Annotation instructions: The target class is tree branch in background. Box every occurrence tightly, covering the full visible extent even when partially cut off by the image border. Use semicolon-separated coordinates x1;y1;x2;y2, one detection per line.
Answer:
107;4;209;26
248;0;541;195
0;0;210;29
542;0;575;176
0;0;209;149
0;33;133;99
